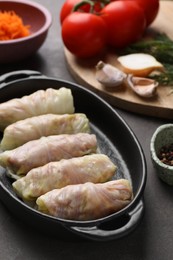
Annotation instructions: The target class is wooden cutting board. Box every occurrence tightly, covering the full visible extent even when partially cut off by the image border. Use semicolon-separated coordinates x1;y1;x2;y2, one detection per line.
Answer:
64;1;173;119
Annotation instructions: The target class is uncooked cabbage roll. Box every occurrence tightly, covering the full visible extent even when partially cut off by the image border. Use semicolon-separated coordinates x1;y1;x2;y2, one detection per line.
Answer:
0;87;74;131
36;179;133;221
1;113;90;150
12;154;117;201
0;133;97;176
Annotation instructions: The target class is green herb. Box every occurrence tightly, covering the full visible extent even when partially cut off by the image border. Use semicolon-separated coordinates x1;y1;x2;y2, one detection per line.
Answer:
149;63;173;86
123;33;173;86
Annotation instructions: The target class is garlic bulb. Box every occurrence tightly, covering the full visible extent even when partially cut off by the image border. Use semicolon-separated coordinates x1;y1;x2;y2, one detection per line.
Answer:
95;60;159;98
125;74;158;98
96;61;127;87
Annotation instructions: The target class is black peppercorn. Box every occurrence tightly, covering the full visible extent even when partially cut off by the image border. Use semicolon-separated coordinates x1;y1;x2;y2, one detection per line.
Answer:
158;143;173;166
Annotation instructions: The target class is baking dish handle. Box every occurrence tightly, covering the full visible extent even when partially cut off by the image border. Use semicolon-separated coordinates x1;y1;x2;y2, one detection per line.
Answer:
0;70;44;88
66;200;144;241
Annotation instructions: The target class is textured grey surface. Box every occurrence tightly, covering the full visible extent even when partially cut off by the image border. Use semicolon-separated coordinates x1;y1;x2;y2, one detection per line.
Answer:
0;1;172;259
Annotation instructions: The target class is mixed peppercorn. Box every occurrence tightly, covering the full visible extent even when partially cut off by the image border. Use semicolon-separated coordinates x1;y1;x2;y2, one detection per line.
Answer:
157;143;173;166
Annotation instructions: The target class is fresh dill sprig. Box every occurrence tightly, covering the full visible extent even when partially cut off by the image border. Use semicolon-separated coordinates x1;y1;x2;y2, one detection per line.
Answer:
149;63;173;86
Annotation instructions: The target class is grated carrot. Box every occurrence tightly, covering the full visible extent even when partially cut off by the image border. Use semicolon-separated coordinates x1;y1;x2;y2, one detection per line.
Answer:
0;10;30;41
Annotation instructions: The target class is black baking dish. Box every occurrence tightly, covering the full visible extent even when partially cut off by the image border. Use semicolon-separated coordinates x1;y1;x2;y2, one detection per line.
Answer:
0;70;147;241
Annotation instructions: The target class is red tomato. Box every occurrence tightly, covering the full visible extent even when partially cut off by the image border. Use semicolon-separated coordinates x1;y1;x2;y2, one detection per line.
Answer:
60;0;88;24
133;0;160;26
60;0;103;24
101;1;146;48
112;0;160;26
61;12;107;58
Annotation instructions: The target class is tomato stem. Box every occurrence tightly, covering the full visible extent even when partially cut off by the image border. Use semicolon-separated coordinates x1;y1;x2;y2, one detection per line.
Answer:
72;0;111;13
73;0;95;13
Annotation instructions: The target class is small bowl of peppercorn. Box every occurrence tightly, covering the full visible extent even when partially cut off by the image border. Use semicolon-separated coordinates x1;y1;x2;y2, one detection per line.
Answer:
150;124;173;185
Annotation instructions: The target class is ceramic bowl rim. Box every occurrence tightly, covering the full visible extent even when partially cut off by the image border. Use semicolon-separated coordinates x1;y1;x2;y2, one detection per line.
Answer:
0;0;52;45
150;123;173;170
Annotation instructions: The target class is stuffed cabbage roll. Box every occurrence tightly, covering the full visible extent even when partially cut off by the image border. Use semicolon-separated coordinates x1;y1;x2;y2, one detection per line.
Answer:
0;87;74;131
0;133;97;176
36;179;133;221
12;154;117;201
1;113;90;150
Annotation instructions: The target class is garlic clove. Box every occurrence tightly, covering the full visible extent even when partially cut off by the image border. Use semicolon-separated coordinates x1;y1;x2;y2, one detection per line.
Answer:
126;74;158;98
96;61;127;87
117;53;164;77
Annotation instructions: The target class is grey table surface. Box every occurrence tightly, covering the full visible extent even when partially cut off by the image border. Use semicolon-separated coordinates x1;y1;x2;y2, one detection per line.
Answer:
0;1;172;259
